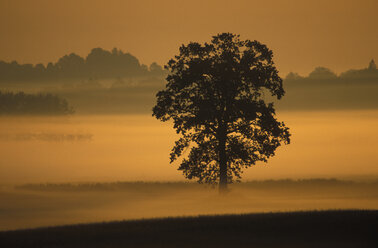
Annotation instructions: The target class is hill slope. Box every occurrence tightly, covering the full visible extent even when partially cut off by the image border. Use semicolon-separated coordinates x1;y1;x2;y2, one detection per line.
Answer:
1;210;377;248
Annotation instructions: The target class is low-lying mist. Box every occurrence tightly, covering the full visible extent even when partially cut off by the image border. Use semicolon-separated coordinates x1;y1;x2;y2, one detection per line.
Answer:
0;111;377;184
1;180;377;231
0;111;377;231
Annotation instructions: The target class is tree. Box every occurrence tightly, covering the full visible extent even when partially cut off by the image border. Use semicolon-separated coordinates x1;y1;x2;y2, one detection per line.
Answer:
153;33;290;192
308;67;337;80
368;59;376;70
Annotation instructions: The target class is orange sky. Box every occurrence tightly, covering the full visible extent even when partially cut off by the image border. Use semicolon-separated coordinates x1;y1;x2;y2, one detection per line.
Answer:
0;0;377;76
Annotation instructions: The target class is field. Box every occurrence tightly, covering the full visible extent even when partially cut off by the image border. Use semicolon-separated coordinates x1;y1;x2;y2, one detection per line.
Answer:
1;210;377;248
1;179;377;231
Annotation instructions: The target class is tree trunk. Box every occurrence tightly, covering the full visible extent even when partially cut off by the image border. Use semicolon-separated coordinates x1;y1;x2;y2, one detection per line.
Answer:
218;127;228;194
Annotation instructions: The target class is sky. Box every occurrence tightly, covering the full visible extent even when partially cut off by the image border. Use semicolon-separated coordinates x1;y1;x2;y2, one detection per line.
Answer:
0;0;377;76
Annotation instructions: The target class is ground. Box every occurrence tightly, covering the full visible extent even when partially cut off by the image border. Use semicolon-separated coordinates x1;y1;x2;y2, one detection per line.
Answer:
1;210;377;248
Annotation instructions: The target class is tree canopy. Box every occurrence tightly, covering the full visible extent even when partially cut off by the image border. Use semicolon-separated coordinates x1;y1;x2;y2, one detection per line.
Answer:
153;33;290;192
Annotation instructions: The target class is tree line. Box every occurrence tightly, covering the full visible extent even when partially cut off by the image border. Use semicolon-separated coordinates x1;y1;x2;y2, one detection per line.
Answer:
0;48;166;82
285;59;377;84
0;91;74;115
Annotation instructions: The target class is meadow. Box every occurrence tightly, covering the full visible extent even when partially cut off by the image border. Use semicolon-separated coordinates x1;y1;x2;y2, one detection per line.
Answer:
1;93;377;247
1;179;377;231
1;209;377;247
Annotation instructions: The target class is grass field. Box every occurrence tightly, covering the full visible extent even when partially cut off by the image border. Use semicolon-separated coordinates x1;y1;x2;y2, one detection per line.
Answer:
0;210;377;248
1;179;378;232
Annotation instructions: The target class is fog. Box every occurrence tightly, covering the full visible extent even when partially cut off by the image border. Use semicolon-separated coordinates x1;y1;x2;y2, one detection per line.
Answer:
1;110;378;230
1;180;377;231
1;111;377;183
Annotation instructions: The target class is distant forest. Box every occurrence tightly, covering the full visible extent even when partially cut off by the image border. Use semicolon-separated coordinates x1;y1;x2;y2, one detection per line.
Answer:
285;59;378;85
0;49;376;113
0;91;74;115
0;48;166;82
277;59;378;110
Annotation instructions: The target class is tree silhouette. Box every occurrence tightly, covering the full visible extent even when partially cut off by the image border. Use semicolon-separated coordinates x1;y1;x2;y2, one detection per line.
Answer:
368;59;376;70
0;48;166;82
0;91;74;115
153;33;290;192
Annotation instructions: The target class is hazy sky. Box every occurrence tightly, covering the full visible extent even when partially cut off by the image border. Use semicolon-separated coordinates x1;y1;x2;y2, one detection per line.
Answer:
0;0;377;76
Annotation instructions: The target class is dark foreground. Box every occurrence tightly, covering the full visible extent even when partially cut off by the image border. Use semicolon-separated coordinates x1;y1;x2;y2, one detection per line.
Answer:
1;210;377;248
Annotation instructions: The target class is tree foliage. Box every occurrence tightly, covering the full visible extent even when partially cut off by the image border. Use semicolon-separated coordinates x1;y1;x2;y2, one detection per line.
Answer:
153;33;290;189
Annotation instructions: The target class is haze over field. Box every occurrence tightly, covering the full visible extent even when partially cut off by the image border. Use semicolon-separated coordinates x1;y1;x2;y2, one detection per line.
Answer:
1;180;378;231
0;0;377;239
0;111;377;184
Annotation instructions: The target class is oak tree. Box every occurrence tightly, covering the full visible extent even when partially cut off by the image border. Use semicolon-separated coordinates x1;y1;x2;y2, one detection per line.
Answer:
153;33;290;192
